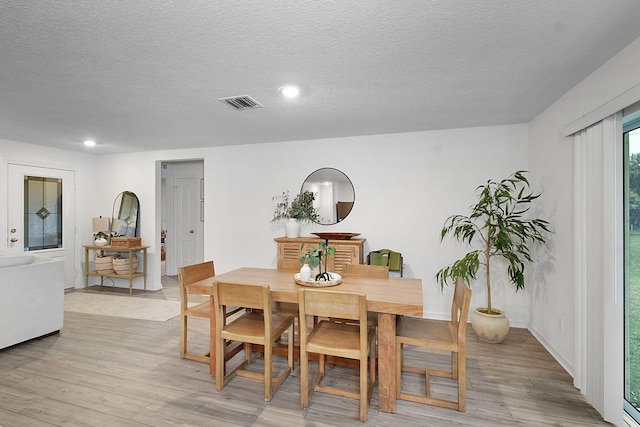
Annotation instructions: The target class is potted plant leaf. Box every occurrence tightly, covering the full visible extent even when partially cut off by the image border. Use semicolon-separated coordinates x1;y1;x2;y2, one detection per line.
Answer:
299;241;336;280
435;170;551;343
272;190;319;237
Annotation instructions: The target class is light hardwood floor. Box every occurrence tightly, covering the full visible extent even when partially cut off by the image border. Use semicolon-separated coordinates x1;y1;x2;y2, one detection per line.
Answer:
0;276;611;426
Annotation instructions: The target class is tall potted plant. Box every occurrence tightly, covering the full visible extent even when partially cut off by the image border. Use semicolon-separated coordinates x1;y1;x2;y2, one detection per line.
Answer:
272;190;319;237
435;170;551;343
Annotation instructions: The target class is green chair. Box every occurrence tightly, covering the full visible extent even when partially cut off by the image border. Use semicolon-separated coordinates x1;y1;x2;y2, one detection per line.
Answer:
367;249;403;276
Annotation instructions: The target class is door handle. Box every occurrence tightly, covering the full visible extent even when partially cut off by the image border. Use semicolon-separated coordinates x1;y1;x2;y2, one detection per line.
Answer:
189;230;194;234
10;238;18;243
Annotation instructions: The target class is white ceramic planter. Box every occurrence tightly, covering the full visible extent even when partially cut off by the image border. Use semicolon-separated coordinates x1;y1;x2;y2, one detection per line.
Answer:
284;218;300;238
471;308;510;343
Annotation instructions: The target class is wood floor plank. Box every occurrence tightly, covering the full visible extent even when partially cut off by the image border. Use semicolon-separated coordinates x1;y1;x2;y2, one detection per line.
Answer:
0;278;612;427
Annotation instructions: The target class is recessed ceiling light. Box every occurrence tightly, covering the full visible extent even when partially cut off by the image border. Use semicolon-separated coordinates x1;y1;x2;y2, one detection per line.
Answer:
279;85;300;98
83;140;96;147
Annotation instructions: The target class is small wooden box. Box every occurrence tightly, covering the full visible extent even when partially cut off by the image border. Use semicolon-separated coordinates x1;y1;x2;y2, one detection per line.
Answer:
110;237;142;248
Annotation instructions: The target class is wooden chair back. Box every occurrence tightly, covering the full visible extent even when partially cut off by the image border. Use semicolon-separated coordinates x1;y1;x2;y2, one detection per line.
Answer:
342;263;389;278
452;276;472;339
278;258;301;272
299;288;365;322
177;260;215;362
214;281;271;314
178;261;214;298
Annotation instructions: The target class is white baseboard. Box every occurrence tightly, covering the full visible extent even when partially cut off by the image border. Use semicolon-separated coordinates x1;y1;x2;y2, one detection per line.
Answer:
529;324;574;378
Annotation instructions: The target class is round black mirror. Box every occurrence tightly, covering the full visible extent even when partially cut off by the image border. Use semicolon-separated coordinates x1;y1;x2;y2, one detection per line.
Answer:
301;168;355;225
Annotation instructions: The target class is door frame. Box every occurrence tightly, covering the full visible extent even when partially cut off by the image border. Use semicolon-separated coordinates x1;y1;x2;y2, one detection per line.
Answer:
158;160;204;276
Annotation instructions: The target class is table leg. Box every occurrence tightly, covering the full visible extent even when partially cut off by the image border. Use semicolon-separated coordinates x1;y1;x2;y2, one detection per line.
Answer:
209;295;217;377
377;312;397;413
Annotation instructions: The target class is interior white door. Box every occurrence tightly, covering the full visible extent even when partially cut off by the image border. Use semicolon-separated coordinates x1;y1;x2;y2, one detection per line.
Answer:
174;176;201;270
7;164;76;288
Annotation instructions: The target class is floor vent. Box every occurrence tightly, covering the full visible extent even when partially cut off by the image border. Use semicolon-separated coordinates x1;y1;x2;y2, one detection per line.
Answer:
218;95;263;110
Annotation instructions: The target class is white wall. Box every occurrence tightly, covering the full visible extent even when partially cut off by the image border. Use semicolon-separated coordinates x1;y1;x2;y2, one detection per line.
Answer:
95;124;530;322
529;36;640;376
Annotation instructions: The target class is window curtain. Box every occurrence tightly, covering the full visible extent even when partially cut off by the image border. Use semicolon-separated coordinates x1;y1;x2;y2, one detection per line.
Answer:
573;112;623;425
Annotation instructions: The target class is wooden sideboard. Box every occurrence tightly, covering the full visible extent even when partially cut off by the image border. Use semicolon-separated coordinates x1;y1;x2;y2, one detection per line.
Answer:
274;237;365;273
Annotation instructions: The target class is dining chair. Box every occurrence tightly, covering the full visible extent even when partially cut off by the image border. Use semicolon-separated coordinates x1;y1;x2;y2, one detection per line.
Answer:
396;276;472;411
337;263;389;327
178;261;215;363
274;259;306;344
212;281;294;402
278;258;301;272
299;288;376;422
178;261;242;363
367;249;403;276
342;263;389;278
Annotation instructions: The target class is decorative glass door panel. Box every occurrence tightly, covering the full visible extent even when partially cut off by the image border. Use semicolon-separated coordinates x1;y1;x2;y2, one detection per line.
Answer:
24;176;63;251
7;164;76;288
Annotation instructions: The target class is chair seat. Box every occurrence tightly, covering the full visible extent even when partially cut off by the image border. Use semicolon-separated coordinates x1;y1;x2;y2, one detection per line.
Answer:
307;320;375;359
223;311;293;342
397;317;458;351
184;300;210;317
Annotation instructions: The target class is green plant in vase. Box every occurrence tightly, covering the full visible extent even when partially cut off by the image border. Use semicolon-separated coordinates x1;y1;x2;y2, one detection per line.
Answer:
298;241;336;280
272;190;320;238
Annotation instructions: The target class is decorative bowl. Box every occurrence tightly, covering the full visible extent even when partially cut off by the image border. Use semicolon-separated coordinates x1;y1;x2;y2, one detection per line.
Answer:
311;232;360;240
294;272;342;287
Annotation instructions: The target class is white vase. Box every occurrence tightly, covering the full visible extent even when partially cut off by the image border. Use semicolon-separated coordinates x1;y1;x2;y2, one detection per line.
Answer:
299;263;311;281
284;218;300;238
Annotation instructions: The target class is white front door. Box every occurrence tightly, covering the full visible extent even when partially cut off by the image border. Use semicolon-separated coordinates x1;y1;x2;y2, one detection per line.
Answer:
7;164;76;288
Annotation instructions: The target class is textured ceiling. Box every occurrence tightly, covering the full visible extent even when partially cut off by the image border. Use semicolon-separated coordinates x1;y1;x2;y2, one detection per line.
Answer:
2;1;640;154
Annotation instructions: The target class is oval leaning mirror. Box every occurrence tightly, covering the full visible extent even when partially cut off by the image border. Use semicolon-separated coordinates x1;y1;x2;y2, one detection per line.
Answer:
111;191;140;237
301;168;355;225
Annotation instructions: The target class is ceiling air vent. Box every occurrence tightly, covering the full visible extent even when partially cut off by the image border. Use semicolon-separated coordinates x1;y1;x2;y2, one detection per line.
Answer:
218;95;263;111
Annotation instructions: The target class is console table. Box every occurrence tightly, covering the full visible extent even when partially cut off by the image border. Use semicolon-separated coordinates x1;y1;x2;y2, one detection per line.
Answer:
274;237;365;273
83;244;149;294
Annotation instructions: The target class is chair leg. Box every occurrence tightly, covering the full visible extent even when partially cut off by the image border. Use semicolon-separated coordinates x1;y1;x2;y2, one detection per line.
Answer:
368;336;376;402
180;314;187;358
288;322;294;372
300;344;309;409
457;350;466;411
360;352;367;422
451;352;458;379
215;337;225;391
396;341;402;397
264;340;272;401
396;344;466;412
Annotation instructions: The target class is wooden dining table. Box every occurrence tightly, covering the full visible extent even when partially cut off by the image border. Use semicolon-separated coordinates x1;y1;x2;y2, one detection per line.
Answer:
191;267;423;413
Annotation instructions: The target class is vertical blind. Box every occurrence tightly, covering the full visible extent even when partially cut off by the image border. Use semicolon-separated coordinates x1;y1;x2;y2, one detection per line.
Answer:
573;112;623;425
